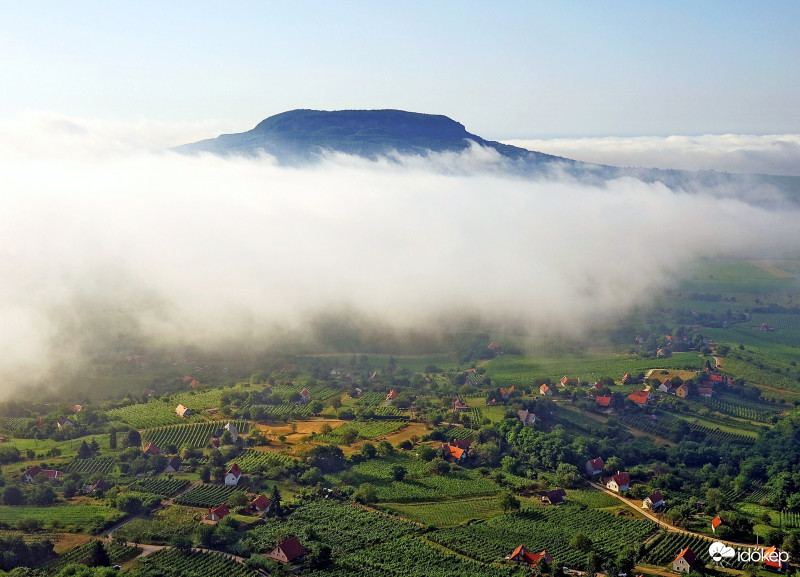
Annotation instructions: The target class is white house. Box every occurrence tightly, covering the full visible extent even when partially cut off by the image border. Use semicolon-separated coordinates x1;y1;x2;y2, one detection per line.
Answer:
224;463;242;486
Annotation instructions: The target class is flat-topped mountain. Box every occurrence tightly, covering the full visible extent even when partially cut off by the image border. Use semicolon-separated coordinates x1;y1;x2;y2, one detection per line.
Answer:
174;108;566;165
175;109;800;204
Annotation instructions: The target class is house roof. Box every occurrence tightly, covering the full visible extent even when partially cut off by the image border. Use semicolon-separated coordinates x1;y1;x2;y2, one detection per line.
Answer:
518;409;535;425
227;463;242;478
544;489;567;504
595;396;611;407
450;439;472;450
611;472;630;487
442;443;465;460
300;388;311;398
508;545;553;567
647;490;664;503
386;389;398;399
698;387;713;395
628;391;649;404
588;457;604;470
675;546;696;566
488;342;500;349
25;466;62;480
166;456;182;470
275;537;306;561
143;443;162;455
712;514;723;528
209;504;230;518
251;494;272;511
540;384;551;393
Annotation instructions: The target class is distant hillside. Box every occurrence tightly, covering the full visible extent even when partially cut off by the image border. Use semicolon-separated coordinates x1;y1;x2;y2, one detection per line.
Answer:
174;108;569;166
175;109;800;204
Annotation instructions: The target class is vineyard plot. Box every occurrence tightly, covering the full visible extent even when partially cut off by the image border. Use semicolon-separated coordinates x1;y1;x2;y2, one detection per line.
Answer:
142;420;249;450
174;484;243;508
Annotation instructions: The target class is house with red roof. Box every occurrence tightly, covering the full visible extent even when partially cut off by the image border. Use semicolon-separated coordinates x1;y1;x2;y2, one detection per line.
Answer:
628;390;651;406
643;490;665;510
621;373;631;384
593;382;604;391
560;376;579;387
763;546;789;571
441;443;466;462
23;466;63;483
506;545;553;568
143;443;163;455
711;514;723;533
586;457;604;476
595;396;611;408
605;471;630;492
265;537;306;563
673;547;697;573
453;398;469;412
299;389;311;404
205;503;230;522
385;389;398;405
698;387;713;397
539;384;553;396
248;494;272;515
224;463;242;486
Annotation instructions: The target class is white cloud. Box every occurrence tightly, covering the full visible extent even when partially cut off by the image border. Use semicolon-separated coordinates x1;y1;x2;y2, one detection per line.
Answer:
505;134;800;176
1;115;800;397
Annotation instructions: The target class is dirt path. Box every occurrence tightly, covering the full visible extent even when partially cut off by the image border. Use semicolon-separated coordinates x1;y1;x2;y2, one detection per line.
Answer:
588;482;760;550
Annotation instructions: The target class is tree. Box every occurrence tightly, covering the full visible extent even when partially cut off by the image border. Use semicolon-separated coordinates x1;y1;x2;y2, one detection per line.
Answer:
570;533;593;553
306;544;333;570
342;428;359;446
2;486;25;506
77;440;92;459
391;465;407;482
122;429;141;449
89;439;101;456
309;401;323;415
200;466;211;483
270;484;282;516
353;483;377;504
360;442;377;459
87;540;110;567
108;428;117;450
500;491;520;513
377;440;395;457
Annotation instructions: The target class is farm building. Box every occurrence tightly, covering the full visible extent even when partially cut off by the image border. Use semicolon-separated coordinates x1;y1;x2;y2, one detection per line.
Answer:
453;398;469;412
23;466;63;483
595;396;611;407
560;376;579;387
763;546;789;571
539;384;553;396
506;545;553;569
605;472;630;492
627;390;650;405
57;417;74;429
673;547;697;573
675;384;689;398
224;463;242;486
385;390;398;405
518;409;536;426
205;504;230;522
541;488;567;505
642;490;664;510
698;387;713;398
175;404;192;418
83;479;110;494
247;494;272;515
299;389;311;403
711;515;723;533
441;443;467;462
143;443;163;455
621;373;631;384
163;456;182;473
586;457;604;476
266;537;306;563
223;422;239;441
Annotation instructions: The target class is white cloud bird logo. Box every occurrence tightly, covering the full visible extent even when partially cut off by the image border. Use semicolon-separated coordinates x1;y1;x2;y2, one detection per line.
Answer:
709;541;736;563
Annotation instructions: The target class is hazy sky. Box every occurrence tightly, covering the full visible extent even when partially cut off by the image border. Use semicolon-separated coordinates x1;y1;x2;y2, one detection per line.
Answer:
1;1;799;139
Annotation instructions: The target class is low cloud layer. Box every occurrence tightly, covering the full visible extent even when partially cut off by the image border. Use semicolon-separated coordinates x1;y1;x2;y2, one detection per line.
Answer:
506;134;800;176
2;113;800;398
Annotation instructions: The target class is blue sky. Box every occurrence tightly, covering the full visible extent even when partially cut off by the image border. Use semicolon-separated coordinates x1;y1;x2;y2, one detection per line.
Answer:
1;1;798;138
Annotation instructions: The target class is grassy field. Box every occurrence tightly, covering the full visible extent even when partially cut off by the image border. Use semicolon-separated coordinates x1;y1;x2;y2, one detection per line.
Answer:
0;503;123;532
380;495;503;526
483;352;703;390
